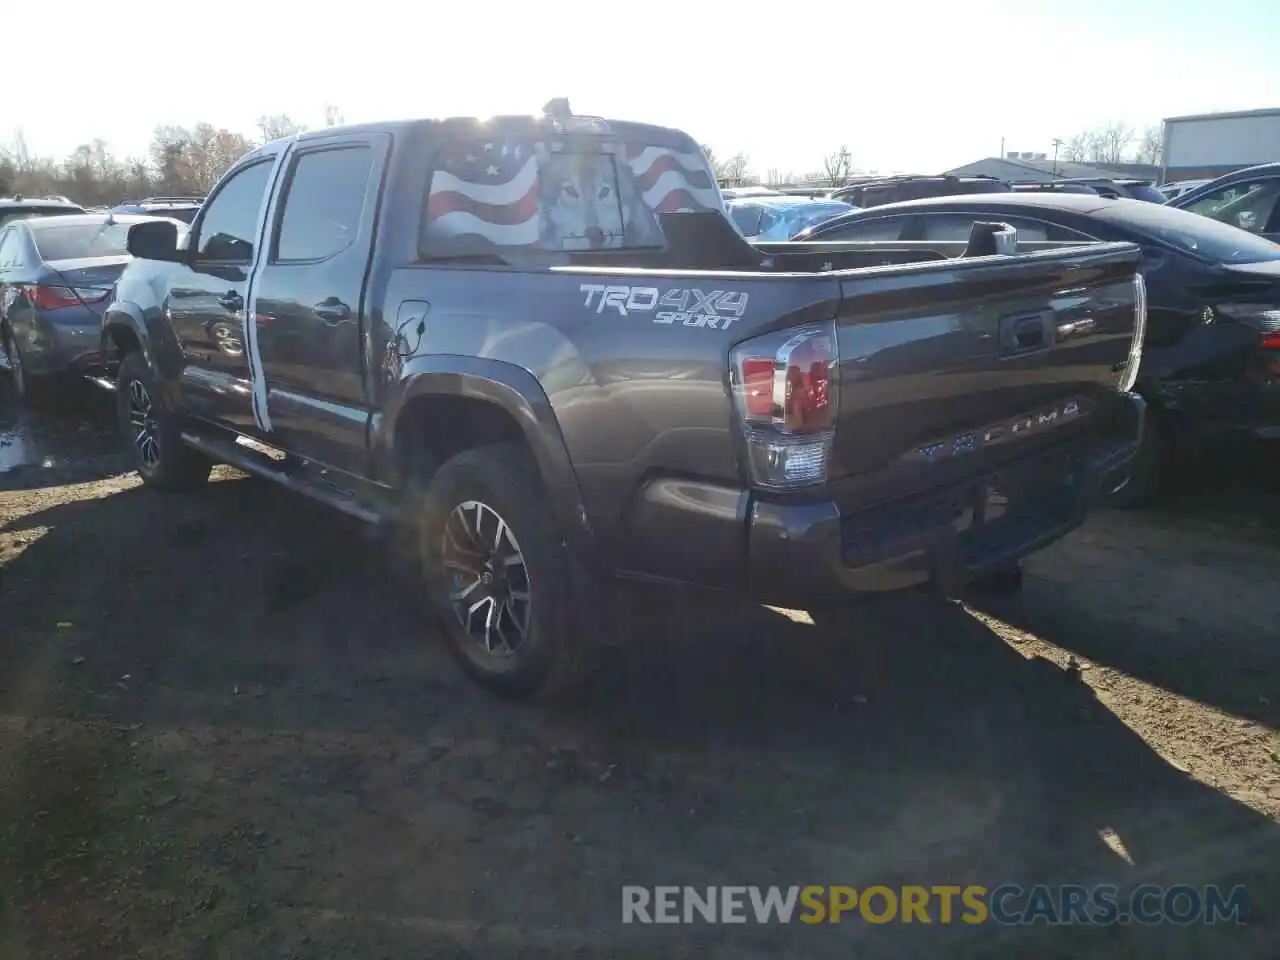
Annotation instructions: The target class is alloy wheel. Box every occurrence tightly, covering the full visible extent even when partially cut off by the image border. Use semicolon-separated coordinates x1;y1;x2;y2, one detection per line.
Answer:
441;500;532;656
127;379;161;469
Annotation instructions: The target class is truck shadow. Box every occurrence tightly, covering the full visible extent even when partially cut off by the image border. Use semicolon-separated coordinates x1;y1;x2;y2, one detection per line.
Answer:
0;475;1276;958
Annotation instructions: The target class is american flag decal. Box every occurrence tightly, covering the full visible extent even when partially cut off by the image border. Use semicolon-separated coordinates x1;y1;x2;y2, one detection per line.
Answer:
422;136;723;251
623;143;722;214
425;141;541;247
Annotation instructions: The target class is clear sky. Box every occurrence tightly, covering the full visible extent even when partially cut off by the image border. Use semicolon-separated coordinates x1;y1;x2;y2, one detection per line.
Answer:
7;0;1279;177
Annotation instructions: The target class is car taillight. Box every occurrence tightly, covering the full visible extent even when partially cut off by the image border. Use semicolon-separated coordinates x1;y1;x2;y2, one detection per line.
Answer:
1215;302;1280;349
25;285;111;310
1117;272;1147;393
729;320;838;490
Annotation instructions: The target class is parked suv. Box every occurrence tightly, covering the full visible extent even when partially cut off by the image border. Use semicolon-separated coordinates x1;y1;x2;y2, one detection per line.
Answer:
0;196;86;229
110;196;204;224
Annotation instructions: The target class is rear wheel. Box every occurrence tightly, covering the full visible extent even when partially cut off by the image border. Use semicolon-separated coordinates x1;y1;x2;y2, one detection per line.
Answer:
3;329;50;406
116;351;212;491
417;442;595;698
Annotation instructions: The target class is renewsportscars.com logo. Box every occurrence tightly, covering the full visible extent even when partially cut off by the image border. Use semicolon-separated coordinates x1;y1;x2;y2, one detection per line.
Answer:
622;884;1247;926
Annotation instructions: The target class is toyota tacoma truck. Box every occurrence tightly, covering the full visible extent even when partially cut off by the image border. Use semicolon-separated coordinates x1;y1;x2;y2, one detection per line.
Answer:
100;101;1148;697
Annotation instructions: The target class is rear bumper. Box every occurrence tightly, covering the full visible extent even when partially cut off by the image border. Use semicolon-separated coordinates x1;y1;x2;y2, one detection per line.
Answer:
16;319;103;378
619;393;1145;608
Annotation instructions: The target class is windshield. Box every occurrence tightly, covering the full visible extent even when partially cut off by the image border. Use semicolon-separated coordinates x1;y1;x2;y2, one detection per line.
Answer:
1096;199;1280;263
421;136;721;257
30;220;134;261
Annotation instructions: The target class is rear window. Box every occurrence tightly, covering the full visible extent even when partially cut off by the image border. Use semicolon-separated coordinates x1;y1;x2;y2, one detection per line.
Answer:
0;206;83;229
1096;199;1280;263
30;220;133;261
420;137;721;257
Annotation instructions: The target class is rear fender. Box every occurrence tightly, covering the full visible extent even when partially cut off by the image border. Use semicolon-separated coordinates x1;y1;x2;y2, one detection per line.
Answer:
377;356;597;563
101;300;184;384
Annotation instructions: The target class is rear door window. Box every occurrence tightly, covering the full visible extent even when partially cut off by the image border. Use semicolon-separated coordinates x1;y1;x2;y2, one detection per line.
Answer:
273;146;375;262
421;137;720;257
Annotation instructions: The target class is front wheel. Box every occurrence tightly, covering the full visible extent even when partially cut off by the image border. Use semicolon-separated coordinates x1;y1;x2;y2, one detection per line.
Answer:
116;351;212;491
416;442;595;698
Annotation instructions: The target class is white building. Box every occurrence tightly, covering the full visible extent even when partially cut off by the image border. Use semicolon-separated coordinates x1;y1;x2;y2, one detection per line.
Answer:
1162;107;1280;183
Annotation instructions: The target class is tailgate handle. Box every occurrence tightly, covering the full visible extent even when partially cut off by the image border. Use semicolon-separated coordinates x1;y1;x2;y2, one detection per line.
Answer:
999;312;1051;355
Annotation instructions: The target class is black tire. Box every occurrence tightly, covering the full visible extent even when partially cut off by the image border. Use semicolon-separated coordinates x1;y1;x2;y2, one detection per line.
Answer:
3;328;50;407
116;351;212;491
1105;403;1171;510
416;441;595;698
967;562;1024;597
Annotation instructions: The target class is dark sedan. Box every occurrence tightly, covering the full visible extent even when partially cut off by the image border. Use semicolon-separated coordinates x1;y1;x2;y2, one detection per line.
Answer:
795;193;1280;504
0;213;182;403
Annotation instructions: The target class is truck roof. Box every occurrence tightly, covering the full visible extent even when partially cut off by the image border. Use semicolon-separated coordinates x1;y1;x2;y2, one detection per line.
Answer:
250;114;701;161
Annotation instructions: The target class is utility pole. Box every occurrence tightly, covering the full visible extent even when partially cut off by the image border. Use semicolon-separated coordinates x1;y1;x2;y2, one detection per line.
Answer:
1051;138;1062;179
1000;136;1005;159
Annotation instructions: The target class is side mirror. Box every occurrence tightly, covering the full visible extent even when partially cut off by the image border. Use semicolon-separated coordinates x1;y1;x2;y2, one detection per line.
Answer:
127;220;186;263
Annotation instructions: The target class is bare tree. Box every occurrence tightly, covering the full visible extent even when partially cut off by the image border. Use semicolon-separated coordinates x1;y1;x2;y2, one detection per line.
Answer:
1096;122;1134;165
722;151;751;186
256;113;308;143
821;145;854;187
1;106;348;205
1061;132;1090;163
322;104;345;128
1135;124;1163;165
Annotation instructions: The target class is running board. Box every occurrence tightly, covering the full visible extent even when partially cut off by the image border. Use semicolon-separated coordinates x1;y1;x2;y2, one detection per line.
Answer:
179;430;384;525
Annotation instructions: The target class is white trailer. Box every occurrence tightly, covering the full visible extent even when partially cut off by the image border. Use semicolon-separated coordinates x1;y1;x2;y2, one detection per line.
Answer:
1161;108;1280;183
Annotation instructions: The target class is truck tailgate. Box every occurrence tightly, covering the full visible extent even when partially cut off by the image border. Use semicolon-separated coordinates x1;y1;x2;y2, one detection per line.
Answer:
829;243;1143;486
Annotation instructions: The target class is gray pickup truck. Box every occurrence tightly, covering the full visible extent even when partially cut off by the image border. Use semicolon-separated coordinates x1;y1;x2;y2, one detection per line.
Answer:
100;102;1148;697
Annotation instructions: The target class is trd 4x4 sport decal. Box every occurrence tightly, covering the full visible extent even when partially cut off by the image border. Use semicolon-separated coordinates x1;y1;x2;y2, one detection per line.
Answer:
579;284;749;331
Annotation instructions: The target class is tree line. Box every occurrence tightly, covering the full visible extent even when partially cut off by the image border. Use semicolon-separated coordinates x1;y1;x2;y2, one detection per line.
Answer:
0;106;344;206
704;121;1165;189
2;110;1166;205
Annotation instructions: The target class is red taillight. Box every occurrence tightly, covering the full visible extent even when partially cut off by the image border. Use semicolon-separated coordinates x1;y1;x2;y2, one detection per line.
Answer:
25;285;110;310
1262;331;1280;350
740;357;775;417
730;322;839;489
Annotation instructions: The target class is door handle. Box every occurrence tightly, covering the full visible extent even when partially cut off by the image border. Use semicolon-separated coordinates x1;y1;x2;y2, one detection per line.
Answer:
998;311;1051;356
313;298;352;325
218;290;243;310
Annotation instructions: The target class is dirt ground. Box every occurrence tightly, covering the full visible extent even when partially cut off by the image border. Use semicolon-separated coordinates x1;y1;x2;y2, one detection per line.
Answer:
1;388;1278;959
